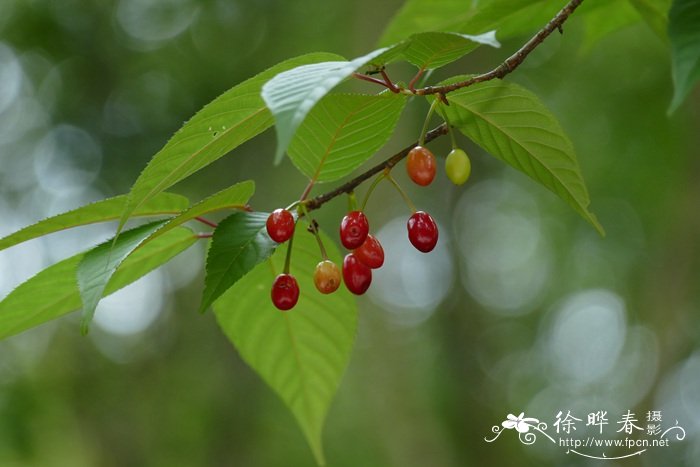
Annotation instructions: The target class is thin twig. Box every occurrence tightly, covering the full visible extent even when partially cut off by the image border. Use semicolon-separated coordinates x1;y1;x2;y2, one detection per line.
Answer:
379;69;400;93
415;0;584;95
408;68;425;93
306;0;584;212
352;72;396;91
305;124;448;211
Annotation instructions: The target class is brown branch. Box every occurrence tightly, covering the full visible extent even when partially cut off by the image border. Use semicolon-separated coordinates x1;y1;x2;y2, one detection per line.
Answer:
415;0;584;95
379;69;400;93
305;0;584;211
352;72;397;91
408;68;425;93
305;124;448;211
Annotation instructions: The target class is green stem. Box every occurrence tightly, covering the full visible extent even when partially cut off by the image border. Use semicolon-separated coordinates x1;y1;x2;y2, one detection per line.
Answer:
283;227;295;274
448;125;457;149
386;174;417;213
298;203;328;260
310;221;329;260
419;99;439;146
285;200;301;211
438;105;458;149
361;171;387;211
347;191;358;212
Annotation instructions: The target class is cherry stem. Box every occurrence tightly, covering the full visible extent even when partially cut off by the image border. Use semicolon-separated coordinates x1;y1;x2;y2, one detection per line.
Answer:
309;220;329;260
283;227;295;274
195;217;218;228
297;202;328;260
437;105;458;149
386;174;417;214
419;99;439;146
361;171;387;211
448;124;457;149
196;233;213;239
347;191;358;212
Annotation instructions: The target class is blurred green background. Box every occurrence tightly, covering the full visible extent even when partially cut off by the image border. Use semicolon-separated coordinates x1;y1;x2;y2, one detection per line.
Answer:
1;0;699;466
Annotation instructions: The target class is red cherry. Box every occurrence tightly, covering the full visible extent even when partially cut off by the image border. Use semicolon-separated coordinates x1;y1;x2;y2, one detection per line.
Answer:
266;209;295;243
353;234;384;269
407;211;438;253
339;211;369;249
406;146;436;186
342;253;372;295
271;274;299;311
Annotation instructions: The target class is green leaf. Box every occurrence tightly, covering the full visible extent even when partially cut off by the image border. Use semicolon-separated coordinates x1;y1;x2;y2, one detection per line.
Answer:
117;53;342;235
146;180;255;243
400;31;500;70
668;0;700;113
378;0;480;46
200;211;277;313
0;192;188;253
288;93;406;182
476;1;561;41
378;0;551;46
439;78;603;234
78;221;168;334
0;227;196;340
261;48;389;165
214;222;356;466
580;1;643;52
629;0;671;40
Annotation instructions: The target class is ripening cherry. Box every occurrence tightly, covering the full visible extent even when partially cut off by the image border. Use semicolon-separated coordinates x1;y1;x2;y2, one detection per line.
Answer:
271;274;300;311
339;211;369;249
342;253;372;295
445;148;471;185
353;234;384;269
266;209;295;243
313;260;341;294
406;145;436;186
407;211;438;253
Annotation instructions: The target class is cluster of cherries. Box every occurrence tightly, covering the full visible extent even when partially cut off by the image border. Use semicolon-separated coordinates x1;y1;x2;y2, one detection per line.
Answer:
266;142;471;311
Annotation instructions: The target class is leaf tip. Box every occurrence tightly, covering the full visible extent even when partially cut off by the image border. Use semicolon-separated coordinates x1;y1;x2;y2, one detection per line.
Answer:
667;92;683;116
80;317;91;336
273;146;286;166
587;212;606;237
